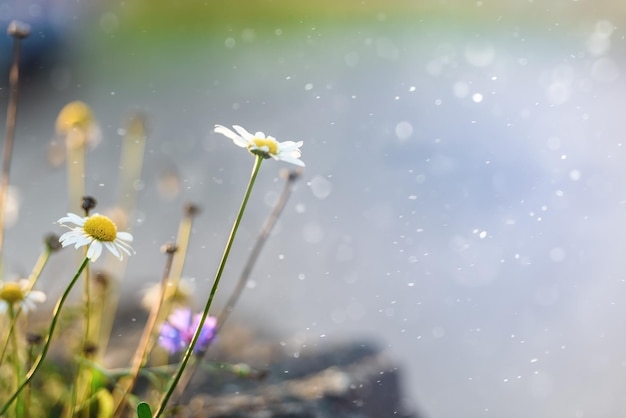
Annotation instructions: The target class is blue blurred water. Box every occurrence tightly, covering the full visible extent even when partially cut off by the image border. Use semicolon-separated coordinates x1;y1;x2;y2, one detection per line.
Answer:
3;4;626;418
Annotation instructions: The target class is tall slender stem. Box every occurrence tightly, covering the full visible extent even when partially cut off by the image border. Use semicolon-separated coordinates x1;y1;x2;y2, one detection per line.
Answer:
172;169;300;400
0;299;19;364
70;254;91;418
0;21;29;266
0;257;90;415
160;204;198;317
150;204;199;370
112;244;177;417
25;245;53;291
98;114;147;361
217;169;300;331
8;306;23;416
152;156;263;417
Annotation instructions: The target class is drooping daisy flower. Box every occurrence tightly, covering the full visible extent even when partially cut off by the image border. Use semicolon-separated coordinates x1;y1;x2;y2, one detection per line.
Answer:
214;124;305;167
58;212;134;262
158;308;217;354
0;279;46;314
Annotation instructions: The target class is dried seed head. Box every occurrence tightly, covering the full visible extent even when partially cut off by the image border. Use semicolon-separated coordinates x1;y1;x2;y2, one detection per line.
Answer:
45;233;62;252
26;333;43;346
280;168;303;182
184;202;201;217
83;342;99;356
7;21;30;39
82;196;97;214
93;271;112;290
161;242;178;254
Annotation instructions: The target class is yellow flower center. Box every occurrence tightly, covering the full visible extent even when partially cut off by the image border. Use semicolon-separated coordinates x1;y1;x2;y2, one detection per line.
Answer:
250;138;278;156
84;215;117;242
0;283;25;304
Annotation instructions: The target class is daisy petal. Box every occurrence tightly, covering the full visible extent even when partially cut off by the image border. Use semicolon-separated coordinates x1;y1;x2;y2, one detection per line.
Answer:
117;231;134;242
58;212;86;225
28;291;47;304
214;125;248;148
87;241;103;261
104;241;121;260
279;154;305;167
232;125;256;141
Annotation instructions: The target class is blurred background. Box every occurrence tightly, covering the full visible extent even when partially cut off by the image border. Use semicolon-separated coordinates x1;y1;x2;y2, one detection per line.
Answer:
2;0;626;417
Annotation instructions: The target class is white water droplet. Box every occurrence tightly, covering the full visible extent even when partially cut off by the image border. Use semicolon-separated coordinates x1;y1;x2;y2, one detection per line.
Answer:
309;176;332;199
395;121;413;140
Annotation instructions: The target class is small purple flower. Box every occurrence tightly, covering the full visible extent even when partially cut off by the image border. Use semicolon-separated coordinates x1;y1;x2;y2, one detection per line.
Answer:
158;308;217;354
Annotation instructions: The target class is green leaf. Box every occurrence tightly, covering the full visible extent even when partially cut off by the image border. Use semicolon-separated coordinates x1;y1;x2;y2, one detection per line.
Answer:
137;402;152;418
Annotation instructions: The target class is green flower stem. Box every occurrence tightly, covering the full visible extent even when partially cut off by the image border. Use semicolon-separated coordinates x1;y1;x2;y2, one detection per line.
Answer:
25;338;38;418
0;303;18;365
173;169;300;396
0;256;90;416
8;306;23;416
153;155;263;417
73;257;93;418
67;249;92;418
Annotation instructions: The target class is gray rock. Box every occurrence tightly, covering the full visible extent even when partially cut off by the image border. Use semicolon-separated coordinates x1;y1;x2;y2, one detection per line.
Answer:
169;339;419;418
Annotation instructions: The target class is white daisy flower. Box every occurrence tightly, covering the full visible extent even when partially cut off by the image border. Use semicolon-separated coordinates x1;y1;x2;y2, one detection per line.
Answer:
214;124;305;167
0;279;47;314
58;212;134;262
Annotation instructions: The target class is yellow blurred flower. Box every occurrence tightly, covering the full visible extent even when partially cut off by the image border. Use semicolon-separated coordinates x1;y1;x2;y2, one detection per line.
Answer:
55;101;94;135
55;101;101;150
0;279;46;314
